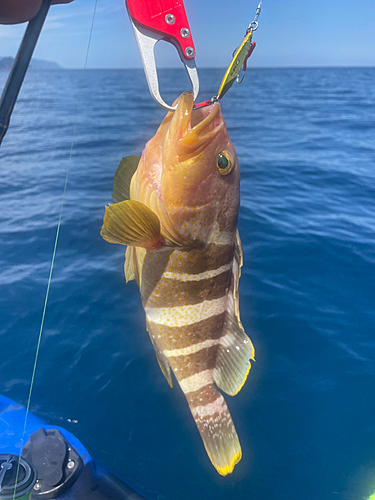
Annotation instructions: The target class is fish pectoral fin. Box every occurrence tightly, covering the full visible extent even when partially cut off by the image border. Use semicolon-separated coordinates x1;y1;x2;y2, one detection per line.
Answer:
213;231;255;396
147;320;173;388
112;156;141;203
101;200;164;249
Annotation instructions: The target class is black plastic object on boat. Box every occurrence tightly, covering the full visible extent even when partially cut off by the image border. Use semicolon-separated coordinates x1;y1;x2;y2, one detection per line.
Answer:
0;394;148;500
0;0;52;146
0;454;37;499
22;429;83;499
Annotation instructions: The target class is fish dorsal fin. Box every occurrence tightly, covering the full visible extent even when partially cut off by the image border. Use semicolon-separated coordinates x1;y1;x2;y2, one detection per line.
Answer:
213;231;255;396
101;200;164;249
112;156;141;203
146;319;173;388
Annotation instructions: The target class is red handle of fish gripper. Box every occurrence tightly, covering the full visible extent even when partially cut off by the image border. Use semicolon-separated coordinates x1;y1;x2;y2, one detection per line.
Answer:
243;41;256;72
125;0;196;60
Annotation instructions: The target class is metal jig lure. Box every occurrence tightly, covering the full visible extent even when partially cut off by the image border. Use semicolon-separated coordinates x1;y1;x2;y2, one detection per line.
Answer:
194;1;262;109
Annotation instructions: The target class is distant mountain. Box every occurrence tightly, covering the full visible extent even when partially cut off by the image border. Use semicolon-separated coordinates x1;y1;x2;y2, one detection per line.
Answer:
30;58;62;69
0;56;62;70
0;57;14;70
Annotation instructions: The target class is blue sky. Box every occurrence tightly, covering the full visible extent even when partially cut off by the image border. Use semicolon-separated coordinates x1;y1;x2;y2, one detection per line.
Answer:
0;0;374;69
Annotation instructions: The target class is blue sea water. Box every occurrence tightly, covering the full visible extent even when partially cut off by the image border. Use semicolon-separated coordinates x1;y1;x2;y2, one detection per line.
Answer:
1;67;375;500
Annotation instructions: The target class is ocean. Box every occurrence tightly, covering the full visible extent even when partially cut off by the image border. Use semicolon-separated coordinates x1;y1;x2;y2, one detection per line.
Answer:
0;67;374;500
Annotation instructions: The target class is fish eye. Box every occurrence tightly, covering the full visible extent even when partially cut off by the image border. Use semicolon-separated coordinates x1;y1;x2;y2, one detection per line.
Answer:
216;150;234;176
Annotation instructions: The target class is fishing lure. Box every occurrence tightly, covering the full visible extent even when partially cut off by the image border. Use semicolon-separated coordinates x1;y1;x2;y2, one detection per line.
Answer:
194;1;262;109
124;0;261;111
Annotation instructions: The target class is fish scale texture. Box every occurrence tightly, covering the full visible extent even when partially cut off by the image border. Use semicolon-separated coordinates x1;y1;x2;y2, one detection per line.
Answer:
101;92;254;475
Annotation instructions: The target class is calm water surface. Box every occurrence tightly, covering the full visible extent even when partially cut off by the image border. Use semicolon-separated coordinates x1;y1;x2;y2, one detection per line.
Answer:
1;68;375;500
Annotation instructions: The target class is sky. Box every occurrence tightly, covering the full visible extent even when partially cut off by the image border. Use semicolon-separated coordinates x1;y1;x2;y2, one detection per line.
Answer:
0;0;375;69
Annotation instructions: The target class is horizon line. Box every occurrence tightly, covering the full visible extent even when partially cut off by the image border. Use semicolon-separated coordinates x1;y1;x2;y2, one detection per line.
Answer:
31;65;375;70
1;62;375;71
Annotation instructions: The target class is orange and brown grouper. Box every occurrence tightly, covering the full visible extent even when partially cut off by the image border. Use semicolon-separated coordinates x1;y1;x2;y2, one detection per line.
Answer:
101;91;255;476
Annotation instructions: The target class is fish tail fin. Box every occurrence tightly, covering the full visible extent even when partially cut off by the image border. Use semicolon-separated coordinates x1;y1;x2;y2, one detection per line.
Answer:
184;381;241;476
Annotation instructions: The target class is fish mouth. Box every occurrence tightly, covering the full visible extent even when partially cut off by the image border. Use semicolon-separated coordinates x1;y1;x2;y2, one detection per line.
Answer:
175;92;224;158
190;101;222;133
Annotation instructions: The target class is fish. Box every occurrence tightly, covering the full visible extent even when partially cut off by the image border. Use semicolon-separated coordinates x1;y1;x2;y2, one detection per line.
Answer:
101;91;255;476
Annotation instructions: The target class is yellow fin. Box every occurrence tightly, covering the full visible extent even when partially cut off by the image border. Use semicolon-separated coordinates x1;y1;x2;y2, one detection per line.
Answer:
112;156;141;203
124;246;136;282
134;247;146;288
101;200;164;249
213;311;254;396
201;413;242;476
187;387;241;476
213;231;255;396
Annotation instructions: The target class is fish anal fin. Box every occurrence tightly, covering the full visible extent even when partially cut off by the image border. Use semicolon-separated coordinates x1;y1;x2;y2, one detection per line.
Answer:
213;232;255;396
112;156;141;203
186;384;241;476
213;308;254;396
101;200;164;250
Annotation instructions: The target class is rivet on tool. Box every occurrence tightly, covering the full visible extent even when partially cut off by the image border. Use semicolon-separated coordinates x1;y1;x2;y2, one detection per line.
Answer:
185;46;195;57
165;14;175;25
180;28;190;38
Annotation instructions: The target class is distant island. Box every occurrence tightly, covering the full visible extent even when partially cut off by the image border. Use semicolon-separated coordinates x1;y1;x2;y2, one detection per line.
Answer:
0;56;62;70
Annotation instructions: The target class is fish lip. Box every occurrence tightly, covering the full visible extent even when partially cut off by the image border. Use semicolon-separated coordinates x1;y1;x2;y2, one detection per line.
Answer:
190;101;221;134
177;99;224;156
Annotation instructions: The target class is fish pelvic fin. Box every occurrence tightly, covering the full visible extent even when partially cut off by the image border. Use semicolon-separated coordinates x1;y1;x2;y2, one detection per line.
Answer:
213;231;255;396
147;319;173;388
101;200;164;250
124;246;137;283
112;156;141;203
184;379;241;476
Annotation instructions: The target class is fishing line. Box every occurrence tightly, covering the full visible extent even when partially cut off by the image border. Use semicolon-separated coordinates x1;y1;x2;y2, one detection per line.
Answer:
12;0;98;497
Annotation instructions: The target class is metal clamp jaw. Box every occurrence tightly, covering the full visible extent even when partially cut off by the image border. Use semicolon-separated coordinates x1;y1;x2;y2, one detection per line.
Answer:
125;0;199;111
